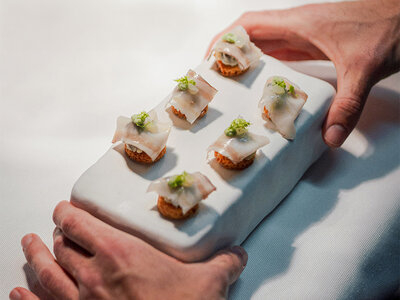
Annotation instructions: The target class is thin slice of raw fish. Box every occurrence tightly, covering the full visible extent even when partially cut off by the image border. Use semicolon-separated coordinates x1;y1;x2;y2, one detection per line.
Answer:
147;172;216;214
208;132;269;164
169;70;217;124
211;26;263;70
112;110;171;161
259;76;308;139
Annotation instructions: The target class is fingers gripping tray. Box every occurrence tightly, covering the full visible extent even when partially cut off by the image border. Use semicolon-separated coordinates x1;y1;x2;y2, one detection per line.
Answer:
71;56;335;262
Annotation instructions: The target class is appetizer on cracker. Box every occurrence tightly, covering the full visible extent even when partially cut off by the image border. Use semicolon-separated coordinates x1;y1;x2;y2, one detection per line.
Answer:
210;26;262;77
147;171;216;219
167;70;218;124
112;110;171;163
208;118;269;170
259;76;308;139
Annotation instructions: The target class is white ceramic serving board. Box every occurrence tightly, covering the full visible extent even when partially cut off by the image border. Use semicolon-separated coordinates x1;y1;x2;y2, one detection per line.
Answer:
71;55;335;262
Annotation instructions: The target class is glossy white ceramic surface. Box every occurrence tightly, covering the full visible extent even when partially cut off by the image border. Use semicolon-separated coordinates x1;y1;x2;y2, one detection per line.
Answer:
71;56;334;261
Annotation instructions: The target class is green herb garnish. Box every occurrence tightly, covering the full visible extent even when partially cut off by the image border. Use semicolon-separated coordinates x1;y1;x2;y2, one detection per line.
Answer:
175;76;196;91
272;77;296;96
131;111;151;129
273;77;287;89
168;171;193;189
288;84;295;95
224;118;251;137
222;32;237;44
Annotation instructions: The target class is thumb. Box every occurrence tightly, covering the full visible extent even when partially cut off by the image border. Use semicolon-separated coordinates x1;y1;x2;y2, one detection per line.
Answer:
322;69;371;148
208;246;248;285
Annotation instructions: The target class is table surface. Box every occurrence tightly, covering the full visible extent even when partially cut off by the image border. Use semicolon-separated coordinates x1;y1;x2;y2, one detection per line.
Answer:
1;0;399;299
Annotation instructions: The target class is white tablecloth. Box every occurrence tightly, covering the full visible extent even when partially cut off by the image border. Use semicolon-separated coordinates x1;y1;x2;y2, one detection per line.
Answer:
1;1;399;299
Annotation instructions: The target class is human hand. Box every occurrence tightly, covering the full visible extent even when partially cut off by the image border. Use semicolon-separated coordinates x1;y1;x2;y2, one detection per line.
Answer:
10;201;247;300
206;0;400;147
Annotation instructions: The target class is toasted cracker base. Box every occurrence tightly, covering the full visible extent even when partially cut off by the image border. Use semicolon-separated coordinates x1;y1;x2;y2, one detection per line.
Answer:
214;151;255;170
125;144;166;164
157;196;198;219
171;105;208;121
216;60;248;77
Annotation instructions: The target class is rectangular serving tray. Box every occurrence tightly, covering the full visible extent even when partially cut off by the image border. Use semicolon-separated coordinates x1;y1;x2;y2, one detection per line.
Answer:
71;55;335;262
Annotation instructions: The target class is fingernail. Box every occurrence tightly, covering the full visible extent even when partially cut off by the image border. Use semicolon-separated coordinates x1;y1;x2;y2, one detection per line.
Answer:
230;246;248;267
53;227;62;238
324;124;347;147
9;289;21;300
21;234;33;250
